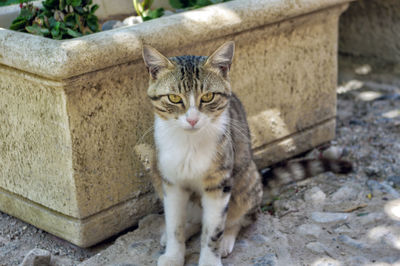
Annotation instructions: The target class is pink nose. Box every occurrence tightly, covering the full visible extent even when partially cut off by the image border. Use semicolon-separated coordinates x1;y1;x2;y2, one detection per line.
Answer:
186;118;199;127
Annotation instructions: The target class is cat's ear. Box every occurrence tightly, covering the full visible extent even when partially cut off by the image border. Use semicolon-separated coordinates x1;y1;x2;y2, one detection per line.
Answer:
205;41;235;78
142;45;173;80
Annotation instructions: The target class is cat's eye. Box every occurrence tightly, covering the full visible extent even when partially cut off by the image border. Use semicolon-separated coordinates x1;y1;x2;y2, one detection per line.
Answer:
168;94;182;104
201;92;214;103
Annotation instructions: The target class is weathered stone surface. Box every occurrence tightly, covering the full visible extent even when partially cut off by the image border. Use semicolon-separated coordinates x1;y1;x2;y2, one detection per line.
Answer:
339;0;400;63
311;212;349;223
0;0;350;247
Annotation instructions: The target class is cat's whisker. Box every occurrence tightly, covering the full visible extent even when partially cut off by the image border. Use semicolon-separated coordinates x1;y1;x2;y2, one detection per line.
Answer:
135;124;155;145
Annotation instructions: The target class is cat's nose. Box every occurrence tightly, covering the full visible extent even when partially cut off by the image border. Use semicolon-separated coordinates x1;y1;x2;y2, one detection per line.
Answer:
186;117;199;127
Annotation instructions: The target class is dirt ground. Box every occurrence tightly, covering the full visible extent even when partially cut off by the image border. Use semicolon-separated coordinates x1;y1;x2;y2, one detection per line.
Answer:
0;54;399;265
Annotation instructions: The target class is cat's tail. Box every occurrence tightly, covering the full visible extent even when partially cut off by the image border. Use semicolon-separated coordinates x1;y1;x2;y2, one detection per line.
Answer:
261;157;353;190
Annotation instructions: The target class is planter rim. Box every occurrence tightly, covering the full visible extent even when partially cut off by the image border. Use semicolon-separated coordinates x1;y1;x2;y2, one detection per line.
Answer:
0;0;353;79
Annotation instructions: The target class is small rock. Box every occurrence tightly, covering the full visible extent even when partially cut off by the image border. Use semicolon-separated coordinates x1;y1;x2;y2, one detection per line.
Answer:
162;10;175;17
123;16;143;26
235;239;249;248
306;242;326;254
20;248;51;266
333;224;353;233
330;185;359;202
304;187;326;208
297;224;322;238
101;20;123;31
311;257;341;266
338;235;367;250
345;256;369;266
252;253;277;266
250;234;270;244
358;212;385;226
311;212;349;223
365;166;380;177
387;176;400;187
367;180;400;198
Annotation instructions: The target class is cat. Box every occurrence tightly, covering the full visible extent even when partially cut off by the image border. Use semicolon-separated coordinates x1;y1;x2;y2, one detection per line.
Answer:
141;41;352;266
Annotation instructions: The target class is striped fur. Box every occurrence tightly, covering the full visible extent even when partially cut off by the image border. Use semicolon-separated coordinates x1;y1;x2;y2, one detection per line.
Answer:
142;42;352;266
262;158;353;196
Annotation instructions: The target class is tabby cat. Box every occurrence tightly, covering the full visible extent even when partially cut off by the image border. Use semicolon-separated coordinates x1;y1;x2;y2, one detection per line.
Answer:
141;42;352;266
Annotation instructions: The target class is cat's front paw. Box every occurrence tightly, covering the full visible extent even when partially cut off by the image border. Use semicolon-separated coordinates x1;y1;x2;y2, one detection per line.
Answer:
220;234;236;257
157;254;184;266
199;259;223;266
199;254;223;266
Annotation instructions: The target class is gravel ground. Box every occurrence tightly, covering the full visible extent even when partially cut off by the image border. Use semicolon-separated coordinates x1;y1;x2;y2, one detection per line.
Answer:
0;55;399;265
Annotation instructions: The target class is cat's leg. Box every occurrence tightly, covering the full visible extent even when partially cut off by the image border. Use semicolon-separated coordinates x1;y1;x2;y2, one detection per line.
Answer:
160;200;202;246
220;223;241;257
198;191;231;266
157;184;189;266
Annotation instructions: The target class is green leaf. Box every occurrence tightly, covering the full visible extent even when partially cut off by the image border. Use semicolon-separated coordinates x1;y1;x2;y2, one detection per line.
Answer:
90;3;98;14
48;16;57;27
86;13;98;32
68;0;81;7
25;24;50;36
10;17;28;31
73;6;84;14
66;28;82;37
195;0;212;7
143;7;164;21
64;13;75;27
169;0;184;9
51;27;59;38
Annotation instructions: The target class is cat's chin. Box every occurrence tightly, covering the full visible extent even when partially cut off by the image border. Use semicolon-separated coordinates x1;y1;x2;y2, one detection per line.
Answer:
183;127;200;132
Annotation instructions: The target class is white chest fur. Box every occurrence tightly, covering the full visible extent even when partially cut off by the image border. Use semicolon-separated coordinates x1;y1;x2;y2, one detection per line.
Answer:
154;115;226;184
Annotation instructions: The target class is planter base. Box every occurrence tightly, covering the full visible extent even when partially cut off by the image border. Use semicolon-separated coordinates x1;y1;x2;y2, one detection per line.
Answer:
0;186;160;248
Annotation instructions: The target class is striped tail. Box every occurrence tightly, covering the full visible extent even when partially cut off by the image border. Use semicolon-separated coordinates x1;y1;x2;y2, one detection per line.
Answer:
262;158;353;190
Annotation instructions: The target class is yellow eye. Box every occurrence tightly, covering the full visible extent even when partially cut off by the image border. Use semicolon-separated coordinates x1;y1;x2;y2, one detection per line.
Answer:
201;92;214;103
168;94;182;104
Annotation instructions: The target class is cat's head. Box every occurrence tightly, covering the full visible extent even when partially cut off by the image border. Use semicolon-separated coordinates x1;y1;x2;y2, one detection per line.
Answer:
142;42;234;132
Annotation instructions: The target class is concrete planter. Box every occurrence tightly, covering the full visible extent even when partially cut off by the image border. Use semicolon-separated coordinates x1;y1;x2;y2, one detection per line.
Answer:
0;0;350;247
340;0;400;64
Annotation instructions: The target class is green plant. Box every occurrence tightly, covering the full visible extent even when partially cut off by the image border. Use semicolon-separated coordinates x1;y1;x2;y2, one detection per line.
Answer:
0;0;21;7
10;0;99;39
133;0;164;21
169;0;230;10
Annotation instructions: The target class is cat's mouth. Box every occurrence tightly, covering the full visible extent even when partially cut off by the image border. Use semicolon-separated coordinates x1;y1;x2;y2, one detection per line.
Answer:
184;127;200;132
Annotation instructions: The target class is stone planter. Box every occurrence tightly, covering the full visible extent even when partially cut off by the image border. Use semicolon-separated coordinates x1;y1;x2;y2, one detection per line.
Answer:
340;0;400;63
0;0;351;247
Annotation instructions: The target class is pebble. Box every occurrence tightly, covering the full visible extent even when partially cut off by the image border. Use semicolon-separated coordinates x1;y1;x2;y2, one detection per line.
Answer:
251;234;270;244
387;175;400;187
330;185;359;202
338;235;367;250
345;256;369;266
365;166;381;177
122;16;143;26
306;242;326;254
311;257;341;266
358;212;385;225
311;212;349;223
304;187;326;208
20;248;51;266
367;180;400;198
296;224;322;238
252;253;277;266
101;20;124;31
